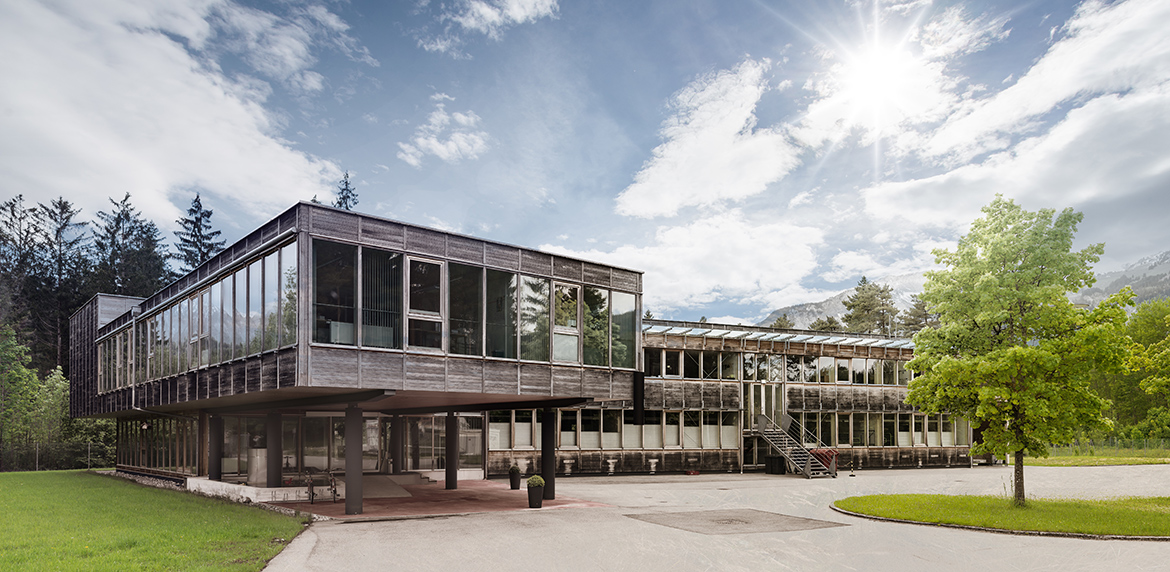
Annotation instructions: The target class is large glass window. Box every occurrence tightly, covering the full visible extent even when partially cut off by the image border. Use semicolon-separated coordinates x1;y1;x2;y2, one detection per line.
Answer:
362;248;402;349
515;410;533;448
408;320;442;349
448;263;482;356
702;412;719;448
263;252;279;352
721;412;738;449
837;414;851;447
642;410;662;448
702;352;718;379
898;413;912;446
209;285;221;365
485;270;517;358
280;242;297;347
664;350;681;376
852;413;865;446
743;353;757;381
882;360;896;385
683;350;700;379
818;356;834;383
178;298;189;371
580;409;601;448
560;410;577;447
602;410;621;449
313;241;356;345
720;353;738;380
852;358;866;384
488;411;511;450
836;358;851;383
645;349;662;377
883;413;896;446
611;291;636;369
553;284;579;363
683;411;702;448
232;269;246;356
520;276;549;361
582;287;609;366
248;259;263;354
409;260;441;314
622;410;643;448
664;412;680;447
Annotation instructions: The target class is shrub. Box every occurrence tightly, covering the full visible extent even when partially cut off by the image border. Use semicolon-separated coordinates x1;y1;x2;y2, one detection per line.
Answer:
527;475;545;488
508;465;521;474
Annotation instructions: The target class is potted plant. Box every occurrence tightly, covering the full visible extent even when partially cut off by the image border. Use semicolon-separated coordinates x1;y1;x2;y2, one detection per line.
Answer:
526;475;545;508
508;465;522;490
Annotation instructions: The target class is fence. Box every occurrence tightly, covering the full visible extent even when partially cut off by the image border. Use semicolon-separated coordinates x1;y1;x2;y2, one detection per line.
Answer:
0;442;116;472
1049;438;1170;457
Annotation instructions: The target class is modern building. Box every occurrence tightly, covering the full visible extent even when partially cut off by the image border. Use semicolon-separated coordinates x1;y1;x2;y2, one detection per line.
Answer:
70;202;971;514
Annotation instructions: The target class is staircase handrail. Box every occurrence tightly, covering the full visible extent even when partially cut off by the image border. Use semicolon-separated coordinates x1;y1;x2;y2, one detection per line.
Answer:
755;413;836;478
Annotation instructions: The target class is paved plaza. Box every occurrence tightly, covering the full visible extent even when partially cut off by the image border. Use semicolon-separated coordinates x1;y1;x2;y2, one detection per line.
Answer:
265;464;1170;571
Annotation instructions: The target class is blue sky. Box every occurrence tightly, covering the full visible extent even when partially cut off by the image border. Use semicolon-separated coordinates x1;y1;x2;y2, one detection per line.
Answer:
3;0;1169;323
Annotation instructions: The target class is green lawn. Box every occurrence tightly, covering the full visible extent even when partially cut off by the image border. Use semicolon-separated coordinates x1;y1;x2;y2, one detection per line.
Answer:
834;494;1170;536
1021;455;1170;467
0;470;306;571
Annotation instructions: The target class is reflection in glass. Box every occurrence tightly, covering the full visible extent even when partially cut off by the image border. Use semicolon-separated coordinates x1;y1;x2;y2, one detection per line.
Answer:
664;350;681;376
684;350;700;379
702;352;718;379
408;319;442;348
280;242;297;347
554;284;578;328
449;263;482;356
580;409;601;448
611;291;636;369
313;241;356;345
644;349;661;377
664;412;680;447
363;248;402;349
520;277;549;361
643;410;663;448
553;333;578;362
582;287;609;366
409;260;441;314
248;260;262;353
743;353;756;381
263;252;279;352
721;353;738;380
486;270;517;358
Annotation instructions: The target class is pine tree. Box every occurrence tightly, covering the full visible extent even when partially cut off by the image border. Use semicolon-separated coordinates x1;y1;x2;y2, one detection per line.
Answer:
842;276;898;335
173;193;225;273
769;313;795;329
809;316;844;332
333;171;359;210
0;195;41;329
897;294;939;336
29;198;91;373
92;194;172;297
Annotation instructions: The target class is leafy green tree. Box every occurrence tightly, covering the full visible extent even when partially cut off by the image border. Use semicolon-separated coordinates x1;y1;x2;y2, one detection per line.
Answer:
334;172;359;210
843;276;898;334
1129;297;1170;399
906;197;1133;507
173;193;225;274
92;194;172;297
809;315;844;332
0;326;37;464
1090;297;1170;429
769;313;795;329
897;294;939;336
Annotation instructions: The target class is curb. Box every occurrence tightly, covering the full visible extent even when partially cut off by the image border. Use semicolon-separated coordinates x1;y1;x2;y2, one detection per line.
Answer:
828;504;1170;542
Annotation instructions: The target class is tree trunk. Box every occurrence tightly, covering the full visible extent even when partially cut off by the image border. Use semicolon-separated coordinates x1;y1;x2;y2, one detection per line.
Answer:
1013;450;1026;507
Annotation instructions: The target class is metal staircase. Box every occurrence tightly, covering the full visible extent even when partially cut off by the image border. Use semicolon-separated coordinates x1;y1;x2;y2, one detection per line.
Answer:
755;414;837;479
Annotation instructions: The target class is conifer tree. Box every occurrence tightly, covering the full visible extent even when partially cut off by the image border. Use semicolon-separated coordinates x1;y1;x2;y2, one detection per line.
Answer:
92;194;171;297
809;316;844;332
173;193;225;273
769;313;795;329
30;198;90;373
333;171;359;210
897;294;939;336
842;276;898;335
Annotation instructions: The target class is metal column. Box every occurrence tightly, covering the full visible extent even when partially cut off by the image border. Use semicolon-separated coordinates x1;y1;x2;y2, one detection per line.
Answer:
390;415;404;474
266;411;282;488
445;412;459;490
208;415;223;481
345;404;363;515
542;407;556;500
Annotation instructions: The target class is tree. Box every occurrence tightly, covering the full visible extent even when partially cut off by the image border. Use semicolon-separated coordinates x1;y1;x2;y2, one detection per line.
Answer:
1128;297;1170;401
769;313;795;329
334;171;359;210
905;197;1133;507
0;195;41;329
643;309;654;320
897;294;940;336
842;276;898;335
809;316;844;332
28;198;91;374
173;193;225;274
92;194;172;297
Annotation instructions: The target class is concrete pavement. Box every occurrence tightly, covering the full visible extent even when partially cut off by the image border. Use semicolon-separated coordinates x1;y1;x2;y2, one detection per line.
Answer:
265;464;1170;571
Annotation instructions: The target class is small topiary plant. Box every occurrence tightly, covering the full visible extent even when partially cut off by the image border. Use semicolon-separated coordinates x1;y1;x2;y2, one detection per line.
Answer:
509;465;521;474
527;475;545;488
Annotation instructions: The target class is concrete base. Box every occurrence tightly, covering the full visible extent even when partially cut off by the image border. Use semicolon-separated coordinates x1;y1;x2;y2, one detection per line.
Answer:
188;476;318;504
416;469;483;482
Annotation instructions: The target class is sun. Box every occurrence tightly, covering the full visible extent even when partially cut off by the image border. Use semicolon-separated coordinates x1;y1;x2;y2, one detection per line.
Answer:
836;42;928;139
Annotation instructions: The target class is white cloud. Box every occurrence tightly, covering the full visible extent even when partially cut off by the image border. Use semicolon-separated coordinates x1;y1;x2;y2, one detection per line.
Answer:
922;0;1170;162
543;209;824;312
917;5;1011;61
397;101;491;167
614;59;801;218
0;0;350;229
418;0;558;56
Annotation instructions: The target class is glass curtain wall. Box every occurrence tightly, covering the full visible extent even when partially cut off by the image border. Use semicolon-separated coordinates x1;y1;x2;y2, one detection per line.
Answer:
449;263;482;355
362;248;402;348
314;240;356;345
486;270;517;358
520;277;550;361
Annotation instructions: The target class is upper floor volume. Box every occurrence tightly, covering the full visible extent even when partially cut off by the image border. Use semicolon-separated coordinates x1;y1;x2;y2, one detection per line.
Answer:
71;202;644;419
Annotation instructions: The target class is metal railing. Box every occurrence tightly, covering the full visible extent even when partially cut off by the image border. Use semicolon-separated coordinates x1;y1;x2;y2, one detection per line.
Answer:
0;442;115;472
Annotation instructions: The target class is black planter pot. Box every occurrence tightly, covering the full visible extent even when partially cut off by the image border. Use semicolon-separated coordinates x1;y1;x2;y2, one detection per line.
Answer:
527;486;544;508
509;473;521;490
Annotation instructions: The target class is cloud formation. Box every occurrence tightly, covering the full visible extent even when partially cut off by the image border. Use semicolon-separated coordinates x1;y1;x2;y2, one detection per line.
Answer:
417;0;558;56
614;59;801;218
396;97;491;167
0;0;366;228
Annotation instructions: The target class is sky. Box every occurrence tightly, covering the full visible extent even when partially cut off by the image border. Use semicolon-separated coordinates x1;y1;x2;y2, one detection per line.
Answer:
3;0;1169;324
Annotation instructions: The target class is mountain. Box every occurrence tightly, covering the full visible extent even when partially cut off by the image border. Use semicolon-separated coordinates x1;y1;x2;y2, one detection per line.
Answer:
759;249;1170;329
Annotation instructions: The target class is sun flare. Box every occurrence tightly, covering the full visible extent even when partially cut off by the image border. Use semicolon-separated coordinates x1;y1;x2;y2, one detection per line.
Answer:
837;43;928;137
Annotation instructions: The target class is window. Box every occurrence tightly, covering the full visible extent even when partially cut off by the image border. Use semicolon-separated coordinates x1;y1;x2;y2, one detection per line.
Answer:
768;355;784;382
488;411;511;450
449;263;482;356
644;349;662;377
702;412;720;448
664;412;680;447
622;411;642;448
867;413;881;446
866;359;878;385
485;270;517;358
248;259;262;354
559;410;577;447
313;241;355;345
851;413;865;446
263;251;279;352
683;350;700;379
580;409;601;448
928;415;941;446
582;287;609;366
642;410;662;448
178;298;189;371
852;358;866;384
897;361;912;385
818;356;835;383
720;353;738;380
882;360;896;385
362;248;402;349
514;410;533;448
941;414;954;446
883;414;896;446
280;242;297;346
611;291;637;369
683;411;702;448
408;259;443;349
837;413;851;447
721;412;738;449
955;416;970;446
702;352;718;379
785;355;802;382
664;350;681;376
209;282;221;364
743;353;756;381
520;276;550;361
602;410;621;448
912;414;925;445
898;414;912;446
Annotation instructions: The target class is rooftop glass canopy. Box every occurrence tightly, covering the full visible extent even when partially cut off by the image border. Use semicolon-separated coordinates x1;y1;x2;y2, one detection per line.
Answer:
642;323;915;349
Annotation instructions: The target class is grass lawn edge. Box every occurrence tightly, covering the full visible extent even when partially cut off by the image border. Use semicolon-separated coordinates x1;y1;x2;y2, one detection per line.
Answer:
828;503;1170;542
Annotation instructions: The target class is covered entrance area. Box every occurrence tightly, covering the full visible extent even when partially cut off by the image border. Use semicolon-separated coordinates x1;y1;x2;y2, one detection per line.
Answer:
197;387;591;515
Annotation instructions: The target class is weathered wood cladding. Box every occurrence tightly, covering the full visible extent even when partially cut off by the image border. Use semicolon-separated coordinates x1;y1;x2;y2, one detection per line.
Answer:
488;449;739;477
641;378;741;411
642;333;913;361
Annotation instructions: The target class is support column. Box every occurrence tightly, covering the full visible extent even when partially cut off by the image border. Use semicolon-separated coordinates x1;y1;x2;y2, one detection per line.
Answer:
345;405;363;515
541;407;556;500
266;412;282;488
208;415;223;481
445;412;459;490
390;415;404;475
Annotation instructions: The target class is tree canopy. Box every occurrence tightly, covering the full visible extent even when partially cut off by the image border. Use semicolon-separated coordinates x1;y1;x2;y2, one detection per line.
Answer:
769;313;795;329
809;315;844;332
905;196;1133;506
92;194;172;297
334;171;359;210
897;294;940;336
842;276;898;334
